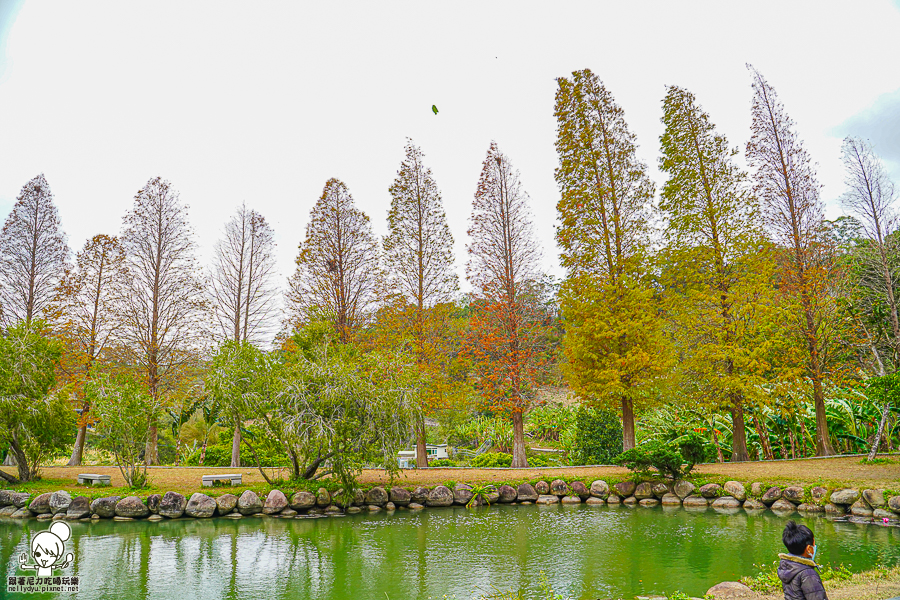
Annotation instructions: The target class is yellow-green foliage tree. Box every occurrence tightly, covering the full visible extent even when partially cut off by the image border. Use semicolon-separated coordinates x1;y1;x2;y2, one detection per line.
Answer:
658;85;781;461
382;140;460;466
554;68;668;450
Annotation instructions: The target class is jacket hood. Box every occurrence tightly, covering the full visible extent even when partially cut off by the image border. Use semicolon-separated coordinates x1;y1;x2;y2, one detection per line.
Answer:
777;553;818;585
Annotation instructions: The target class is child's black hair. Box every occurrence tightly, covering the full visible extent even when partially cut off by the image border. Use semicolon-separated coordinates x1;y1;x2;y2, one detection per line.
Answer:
783;520;814;555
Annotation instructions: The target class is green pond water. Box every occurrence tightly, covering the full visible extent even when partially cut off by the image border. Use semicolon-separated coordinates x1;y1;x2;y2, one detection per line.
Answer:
2;504;899;599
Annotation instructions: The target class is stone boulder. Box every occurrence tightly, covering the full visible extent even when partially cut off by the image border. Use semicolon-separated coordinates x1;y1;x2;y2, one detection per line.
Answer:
651;483;671;499
700;483;722;499
536;495;559;505
797;503;824;513
810;486;829;505
0;490;11;507
0;505;18;517
830;488;860;506
186;493;217;518
316;488;331;507
65;496;91;520
589;480;609;499
352;489;367;506
770;499;796;513
824;503;846;516
570;481;589;499
712;496;741;509
290;491;317;511
115;496;149;518
706;581;758;599
426;485;453;507
862;489;885;509
90;496;120;518
586;497;605;506
144;494;159;514
743;498;765;511
760;487;782;505
850;499;873;517
263;489;288;514
782;486;804;503
408;502;424;511
750;482;765;497
674;480;696;499
623;496;638;506
49;491;72;515
534;481;550;494
614;481;636;498
606;494;621;504
29;493;52;514
411;487;429;504
384;501;396;511
550;479;570;496
874;508;896;520
639;498;659;507
237;490;262;515
365;487;388;506
9;492;30;508
634;482;654;500
497;484;517;503
216;493;238;514
683;496;709;508
724;481;746;502
389;487;411;506
561;495;582;505
159;492;187;518
661;493;682;506
888;495;900;514
453;484;474;505
516;483;538;502
11;508;32;519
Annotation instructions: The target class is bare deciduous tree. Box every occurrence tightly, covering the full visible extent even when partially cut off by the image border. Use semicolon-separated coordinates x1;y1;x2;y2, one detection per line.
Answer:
53;234;127;465
119;177;209;464
286;178;380;343
0;174;69;326
746;66;842;456
383;139;458;467
840;137;899;459
210;202;278;466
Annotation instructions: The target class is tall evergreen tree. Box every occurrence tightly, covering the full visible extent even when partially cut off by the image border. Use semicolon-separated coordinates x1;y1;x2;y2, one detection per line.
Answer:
286;178;380;343
554;68;667;450
746;66;843;456
382;140;458;467
658;85;778;462
0;174;69;326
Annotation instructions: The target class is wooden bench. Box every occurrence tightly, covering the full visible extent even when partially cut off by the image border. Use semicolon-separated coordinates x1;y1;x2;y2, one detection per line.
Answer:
202;474;242;487
77;474;111;486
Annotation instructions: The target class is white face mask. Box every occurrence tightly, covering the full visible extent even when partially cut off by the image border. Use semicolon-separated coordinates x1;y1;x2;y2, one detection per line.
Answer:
811;544;818;562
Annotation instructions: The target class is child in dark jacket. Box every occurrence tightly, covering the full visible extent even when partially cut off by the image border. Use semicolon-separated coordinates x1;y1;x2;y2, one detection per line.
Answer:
778;521;828;600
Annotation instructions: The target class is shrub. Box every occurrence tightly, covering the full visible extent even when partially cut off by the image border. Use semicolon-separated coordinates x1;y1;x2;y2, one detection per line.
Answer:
525;453;551;467
676;432;712;468
615;438;699;480
471;452;513;468
571;406;623;465
428;458;458;467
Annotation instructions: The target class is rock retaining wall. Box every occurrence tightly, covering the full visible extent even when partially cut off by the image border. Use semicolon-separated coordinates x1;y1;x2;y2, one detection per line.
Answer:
1;480;898;524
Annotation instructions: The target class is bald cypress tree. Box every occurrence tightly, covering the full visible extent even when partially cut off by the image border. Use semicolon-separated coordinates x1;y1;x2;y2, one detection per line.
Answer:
0;174;69;327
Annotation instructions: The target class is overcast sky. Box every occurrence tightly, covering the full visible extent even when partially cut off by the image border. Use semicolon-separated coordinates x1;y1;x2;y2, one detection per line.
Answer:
1;1;899;297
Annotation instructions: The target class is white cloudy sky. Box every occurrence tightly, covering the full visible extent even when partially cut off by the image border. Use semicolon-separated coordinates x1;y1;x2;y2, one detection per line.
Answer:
1;1;899;294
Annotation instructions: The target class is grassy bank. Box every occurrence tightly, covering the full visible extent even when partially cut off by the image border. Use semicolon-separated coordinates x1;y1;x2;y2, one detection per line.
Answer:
2;454;898;499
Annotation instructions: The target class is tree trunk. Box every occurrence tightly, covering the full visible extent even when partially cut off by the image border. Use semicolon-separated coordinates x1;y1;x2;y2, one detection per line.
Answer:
867;403;892;461
730;398;750;462
621;396;635;451
811;376;835;456
12;442;32;482
230;423;241;468
511;410;527;467
415;416;428;468
67;424;87;466
146;422;159;465
753;413;774;460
